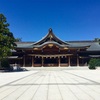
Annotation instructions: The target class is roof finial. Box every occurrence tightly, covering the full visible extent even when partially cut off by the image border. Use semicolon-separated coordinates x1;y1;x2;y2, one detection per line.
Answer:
49;28;52;32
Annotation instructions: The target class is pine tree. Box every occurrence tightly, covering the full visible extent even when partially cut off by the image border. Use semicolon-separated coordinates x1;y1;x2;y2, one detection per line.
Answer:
0;14;16;67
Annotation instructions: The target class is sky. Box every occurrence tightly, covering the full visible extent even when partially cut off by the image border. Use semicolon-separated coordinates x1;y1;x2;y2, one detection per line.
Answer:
0;0;100;41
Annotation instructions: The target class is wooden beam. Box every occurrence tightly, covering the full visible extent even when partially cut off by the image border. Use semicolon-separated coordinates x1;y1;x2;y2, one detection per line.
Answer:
28;54;73;57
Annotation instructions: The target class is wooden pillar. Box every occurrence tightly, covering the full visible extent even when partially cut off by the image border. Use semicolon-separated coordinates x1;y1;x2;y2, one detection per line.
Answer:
58;57;60;67
68;56;71;67
42;57;44;67
23;55;25;67
32;56;34;67
66;56;68;67
77;54;79;66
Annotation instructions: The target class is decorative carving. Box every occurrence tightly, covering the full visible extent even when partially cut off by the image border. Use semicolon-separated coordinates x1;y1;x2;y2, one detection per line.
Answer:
48;44;53;48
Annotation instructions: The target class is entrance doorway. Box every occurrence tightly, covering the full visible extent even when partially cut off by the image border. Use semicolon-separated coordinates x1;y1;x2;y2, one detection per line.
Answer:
44;57;58;67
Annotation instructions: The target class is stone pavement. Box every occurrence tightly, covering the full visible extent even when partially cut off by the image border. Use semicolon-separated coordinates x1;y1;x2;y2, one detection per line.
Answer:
0;67;100;100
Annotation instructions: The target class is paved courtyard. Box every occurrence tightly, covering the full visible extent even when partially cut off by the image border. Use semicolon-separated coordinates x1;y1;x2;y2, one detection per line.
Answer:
0;67;100;100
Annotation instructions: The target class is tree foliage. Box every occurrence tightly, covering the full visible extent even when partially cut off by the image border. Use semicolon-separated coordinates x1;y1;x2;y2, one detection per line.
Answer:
0;14;16;60
89;58;100;69
1;58;10;70
89;58;97;69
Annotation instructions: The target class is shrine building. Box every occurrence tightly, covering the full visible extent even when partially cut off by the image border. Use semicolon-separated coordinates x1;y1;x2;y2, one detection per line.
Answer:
9;28;100;67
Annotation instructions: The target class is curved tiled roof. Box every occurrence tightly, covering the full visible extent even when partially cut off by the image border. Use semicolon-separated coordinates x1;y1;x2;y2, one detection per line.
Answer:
15;29;100;51
68;43;91;48
33;28;68;45
16;41;68;49
15;40;100;51
32;41;68;48
15;42;93;49
15;42;34;48
87;42;100;51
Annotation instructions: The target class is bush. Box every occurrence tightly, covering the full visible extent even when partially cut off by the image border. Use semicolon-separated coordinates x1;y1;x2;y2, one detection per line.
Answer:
89;58;96;69
89;58;100;69
1;58;11;70
96;59;100;67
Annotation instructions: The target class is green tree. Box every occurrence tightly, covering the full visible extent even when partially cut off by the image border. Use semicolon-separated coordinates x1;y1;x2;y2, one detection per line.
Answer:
0;14;16;67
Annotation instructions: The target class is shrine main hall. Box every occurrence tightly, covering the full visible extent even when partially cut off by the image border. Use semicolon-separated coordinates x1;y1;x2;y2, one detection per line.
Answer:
9;28;100;67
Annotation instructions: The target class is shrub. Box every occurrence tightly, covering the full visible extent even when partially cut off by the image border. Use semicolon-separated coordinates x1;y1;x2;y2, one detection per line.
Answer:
1;58;11;70
96;59;100;67
89;58;100;69
89;58;96;69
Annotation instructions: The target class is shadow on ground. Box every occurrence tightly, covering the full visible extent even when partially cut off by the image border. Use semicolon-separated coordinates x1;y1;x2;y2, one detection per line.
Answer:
0;67;28;73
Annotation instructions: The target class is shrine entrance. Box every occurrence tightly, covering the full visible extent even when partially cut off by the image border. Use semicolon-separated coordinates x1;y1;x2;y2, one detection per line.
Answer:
43;57;59;67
